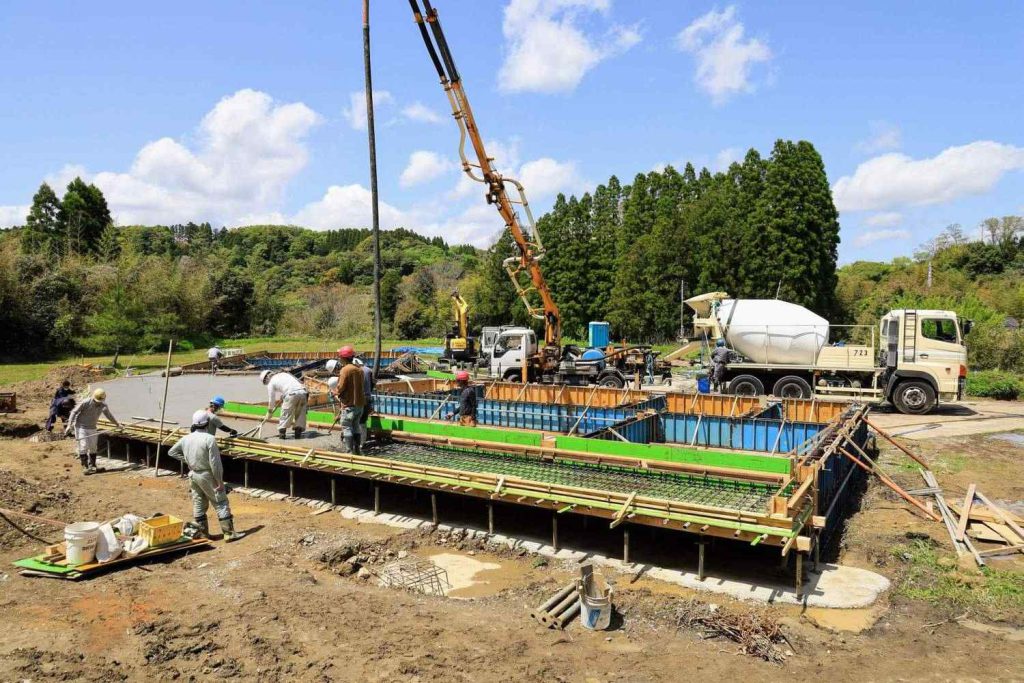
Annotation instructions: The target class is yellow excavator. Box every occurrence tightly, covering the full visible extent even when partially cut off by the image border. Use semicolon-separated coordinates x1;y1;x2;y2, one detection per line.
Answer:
443;289;476;363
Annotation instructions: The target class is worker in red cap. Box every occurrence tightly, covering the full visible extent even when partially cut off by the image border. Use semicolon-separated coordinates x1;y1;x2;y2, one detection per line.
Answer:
334;346;366;453
451;370;477;427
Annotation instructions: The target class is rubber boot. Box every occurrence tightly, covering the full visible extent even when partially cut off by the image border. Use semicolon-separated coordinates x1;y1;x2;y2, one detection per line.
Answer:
80;453;92;474
88;453;98;474
293;427;303;440
220;517;245;543
278;428;287;440
352;433;361;455
342;435;355;453
193;516;210;539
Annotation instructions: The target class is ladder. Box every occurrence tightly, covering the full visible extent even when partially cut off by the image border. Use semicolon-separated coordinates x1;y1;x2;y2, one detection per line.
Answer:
902;310;917;362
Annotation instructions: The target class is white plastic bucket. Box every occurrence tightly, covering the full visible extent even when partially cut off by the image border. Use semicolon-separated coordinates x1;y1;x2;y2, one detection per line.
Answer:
578;574;613;631
64;522;100;566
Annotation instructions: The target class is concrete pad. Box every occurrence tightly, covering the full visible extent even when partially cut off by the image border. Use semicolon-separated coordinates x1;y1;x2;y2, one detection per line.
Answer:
868;400;1024;440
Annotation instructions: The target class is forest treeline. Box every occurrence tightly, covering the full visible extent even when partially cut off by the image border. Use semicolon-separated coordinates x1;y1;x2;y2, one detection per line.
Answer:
2;140;1022;378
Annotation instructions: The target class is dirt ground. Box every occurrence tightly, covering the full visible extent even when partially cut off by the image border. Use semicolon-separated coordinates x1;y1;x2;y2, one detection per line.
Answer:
2;378;1024;681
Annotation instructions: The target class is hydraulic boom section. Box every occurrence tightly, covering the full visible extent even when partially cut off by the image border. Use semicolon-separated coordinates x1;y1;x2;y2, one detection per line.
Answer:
409;0;562;368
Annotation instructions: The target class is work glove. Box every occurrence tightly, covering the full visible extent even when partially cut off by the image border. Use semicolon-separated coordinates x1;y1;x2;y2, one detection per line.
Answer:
229;429;239;437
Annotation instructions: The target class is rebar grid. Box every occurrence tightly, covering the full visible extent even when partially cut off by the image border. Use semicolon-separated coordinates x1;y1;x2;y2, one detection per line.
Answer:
363;441;776;513
377;559;451;596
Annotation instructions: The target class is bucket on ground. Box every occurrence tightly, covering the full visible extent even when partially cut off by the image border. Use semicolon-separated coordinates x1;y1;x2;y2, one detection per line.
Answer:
64;521;101;566
697;376;710;394
577;564;613;630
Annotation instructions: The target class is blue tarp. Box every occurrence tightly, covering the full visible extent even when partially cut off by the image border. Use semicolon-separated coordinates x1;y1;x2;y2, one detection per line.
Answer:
391;346;445;355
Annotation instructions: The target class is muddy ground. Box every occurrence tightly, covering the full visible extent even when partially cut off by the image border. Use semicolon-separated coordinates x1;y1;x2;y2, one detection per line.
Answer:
2;375;1023;681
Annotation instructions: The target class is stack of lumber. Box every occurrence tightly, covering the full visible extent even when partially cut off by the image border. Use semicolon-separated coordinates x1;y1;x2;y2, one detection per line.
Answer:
951;486;1024;560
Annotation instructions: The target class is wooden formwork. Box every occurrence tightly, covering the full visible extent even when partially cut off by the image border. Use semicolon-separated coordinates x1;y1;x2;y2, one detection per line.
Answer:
664;392;847;423
484;382;649;407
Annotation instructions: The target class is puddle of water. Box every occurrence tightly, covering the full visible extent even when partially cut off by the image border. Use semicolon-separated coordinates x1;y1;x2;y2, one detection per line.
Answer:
803;606;883;633
426;552;531;599
957;619;1024;642
989;433;1024;447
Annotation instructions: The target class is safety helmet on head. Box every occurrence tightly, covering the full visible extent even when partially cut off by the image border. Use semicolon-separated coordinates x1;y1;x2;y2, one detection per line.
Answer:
92;388;106;402
337;345;355;359
715;339;726;347
210;395;226;409
455;370;470;382
191;409;211;428
260;370;273;384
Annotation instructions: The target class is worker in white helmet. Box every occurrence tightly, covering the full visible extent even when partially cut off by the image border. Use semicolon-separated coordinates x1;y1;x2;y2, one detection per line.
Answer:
66;388;121;474
260;369;309;440
168;410;244;542
207;345;224;373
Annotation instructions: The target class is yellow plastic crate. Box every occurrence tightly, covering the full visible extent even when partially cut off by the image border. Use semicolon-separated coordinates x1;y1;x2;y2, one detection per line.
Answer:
139;515;184;547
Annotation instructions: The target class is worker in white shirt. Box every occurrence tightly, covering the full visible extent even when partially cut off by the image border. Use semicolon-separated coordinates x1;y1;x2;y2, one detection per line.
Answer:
207;346;224;373
260;370;309;440
66;388;121;474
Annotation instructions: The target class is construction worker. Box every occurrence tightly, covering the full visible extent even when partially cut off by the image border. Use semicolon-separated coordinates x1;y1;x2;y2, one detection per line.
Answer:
168;410;244;542
260;370;309;440
66;388;121;474
207;345;224;373
334;346;365;453
354;357;375;445
45;380;76;432
453;371;477;426
202;396;238;438
710;338;730;393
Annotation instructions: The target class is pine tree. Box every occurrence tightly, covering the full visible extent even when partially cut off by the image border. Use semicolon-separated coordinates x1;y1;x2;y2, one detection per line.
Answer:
22;183;62;255
58;178;112;255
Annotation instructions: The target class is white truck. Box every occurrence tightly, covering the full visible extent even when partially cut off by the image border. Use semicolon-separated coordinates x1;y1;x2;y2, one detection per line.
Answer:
686;292;969;414
487;327;645;387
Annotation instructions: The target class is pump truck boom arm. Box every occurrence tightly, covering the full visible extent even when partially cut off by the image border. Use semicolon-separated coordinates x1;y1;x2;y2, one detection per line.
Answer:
409;0;562;361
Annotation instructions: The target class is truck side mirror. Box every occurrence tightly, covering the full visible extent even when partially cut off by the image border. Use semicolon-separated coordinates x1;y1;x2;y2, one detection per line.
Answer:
962;320;973;336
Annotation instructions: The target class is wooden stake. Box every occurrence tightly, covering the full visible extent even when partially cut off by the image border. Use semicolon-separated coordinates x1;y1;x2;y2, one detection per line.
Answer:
956;484;976;542
795;553;803;600
153;339;173;477
839;446;940;521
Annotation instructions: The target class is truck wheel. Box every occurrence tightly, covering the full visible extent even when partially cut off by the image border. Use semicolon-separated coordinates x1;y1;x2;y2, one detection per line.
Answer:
503;371;522;383
728;375;764;396
773;375;813;399
598;374;624;388
893;380;936;415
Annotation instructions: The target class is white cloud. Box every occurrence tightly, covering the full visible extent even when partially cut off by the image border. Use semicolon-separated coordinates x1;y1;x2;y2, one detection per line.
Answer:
518;158;585;198
854;229;910;248
290;184;410;231
498;0;641;94
0;204;29;228
342;90;393;130
713;147;743;171
864;212;903;228
401;102;445;125
400;151;454;188
676;6;772;105
833;141;1024;212
857;121;901;154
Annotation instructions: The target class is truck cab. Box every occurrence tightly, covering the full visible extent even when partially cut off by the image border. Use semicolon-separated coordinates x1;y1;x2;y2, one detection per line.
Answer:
488;327;538;382
880;309;969;414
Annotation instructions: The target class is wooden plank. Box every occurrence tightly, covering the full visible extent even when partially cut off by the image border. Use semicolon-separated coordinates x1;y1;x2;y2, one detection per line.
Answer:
955;484;976;542
978;545;1024;558
949;501;1024;525
973;490;1024;543
968;523;1007;543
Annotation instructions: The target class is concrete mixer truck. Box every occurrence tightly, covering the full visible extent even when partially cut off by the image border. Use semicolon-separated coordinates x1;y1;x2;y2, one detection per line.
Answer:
685;292;969;415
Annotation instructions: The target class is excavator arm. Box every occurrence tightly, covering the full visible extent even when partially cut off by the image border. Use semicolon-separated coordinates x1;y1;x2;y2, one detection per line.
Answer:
409;0;562;360
450;289;469;340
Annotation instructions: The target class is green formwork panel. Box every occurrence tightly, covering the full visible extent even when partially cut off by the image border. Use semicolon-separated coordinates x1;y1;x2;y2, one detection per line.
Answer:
426;369;456;380
223;402;541;447
555;435;792;476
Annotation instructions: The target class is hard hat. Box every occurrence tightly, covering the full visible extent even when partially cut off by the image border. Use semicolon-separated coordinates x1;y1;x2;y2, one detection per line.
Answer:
210;396;226;408
260;370;273;384
327;377;339;391
337;345;355;359
715;339;726;347
191;409;211;427
455;370;470;382
92;388;106;401
325;359;339;374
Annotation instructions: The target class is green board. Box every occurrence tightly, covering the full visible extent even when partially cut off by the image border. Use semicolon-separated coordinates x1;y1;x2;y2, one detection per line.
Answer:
554;435;792;476
426;369;456;379
13;556;79;575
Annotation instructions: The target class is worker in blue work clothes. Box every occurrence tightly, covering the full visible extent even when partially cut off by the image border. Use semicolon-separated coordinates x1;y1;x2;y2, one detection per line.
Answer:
450;371;477;426
168;411;244;542
201;396;238;438
710;339;730;393
45;380;76;432
354;358;375;445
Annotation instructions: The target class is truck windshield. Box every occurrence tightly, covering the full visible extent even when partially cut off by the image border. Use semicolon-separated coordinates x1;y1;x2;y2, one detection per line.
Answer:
921;318;959;343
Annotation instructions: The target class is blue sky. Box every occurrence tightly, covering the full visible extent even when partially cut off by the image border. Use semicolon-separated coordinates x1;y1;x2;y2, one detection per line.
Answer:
2;1;1022;261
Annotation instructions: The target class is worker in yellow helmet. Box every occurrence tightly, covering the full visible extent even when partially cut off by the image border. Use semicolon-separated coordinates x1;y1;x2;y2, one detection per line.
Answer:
66;388;121;474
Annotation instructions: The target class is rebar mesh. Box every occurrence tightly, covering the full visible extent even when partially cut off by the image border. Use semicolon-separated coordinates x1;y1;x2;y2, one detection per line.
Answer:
377;559;451;596
362;441;775;513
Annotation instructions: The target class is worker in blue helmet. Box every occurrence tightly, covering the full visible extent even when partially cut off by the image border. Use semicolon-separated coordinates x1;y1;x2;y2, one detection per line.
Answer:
201;395;238;438
710;338;730;393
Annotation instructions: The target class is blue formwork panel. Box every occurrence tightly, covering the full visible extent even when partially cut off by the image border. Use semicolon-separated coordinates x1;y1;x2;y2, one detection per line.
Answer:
816;416;869;542
588;412;660;443
661;413;823;453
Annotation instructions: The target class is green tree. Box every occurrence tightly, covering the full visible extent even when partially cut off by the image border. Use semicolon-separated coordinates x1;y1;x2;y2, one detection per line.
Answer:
22;183;62;255
58;177;112;255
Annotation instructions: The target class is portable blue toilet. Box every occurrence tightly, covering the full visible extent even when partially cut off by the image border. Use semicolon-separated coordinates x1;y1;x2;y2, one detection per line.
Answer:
588;321;610;348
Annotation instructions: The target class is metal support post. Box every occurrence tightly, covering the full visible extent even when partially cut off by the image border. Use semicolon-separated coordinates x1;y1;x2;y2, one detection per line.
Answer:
289;469;295;498
623;528;630;565
430;492;438;525
487;503;494;535
145;443;151;467
375;485;381;514
331;478;337;506
552;514;558;551
813;534;820;572
795;553;804;600
125;442;130;463
107;441;111;460
698;540;706;581
244;461;250;489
